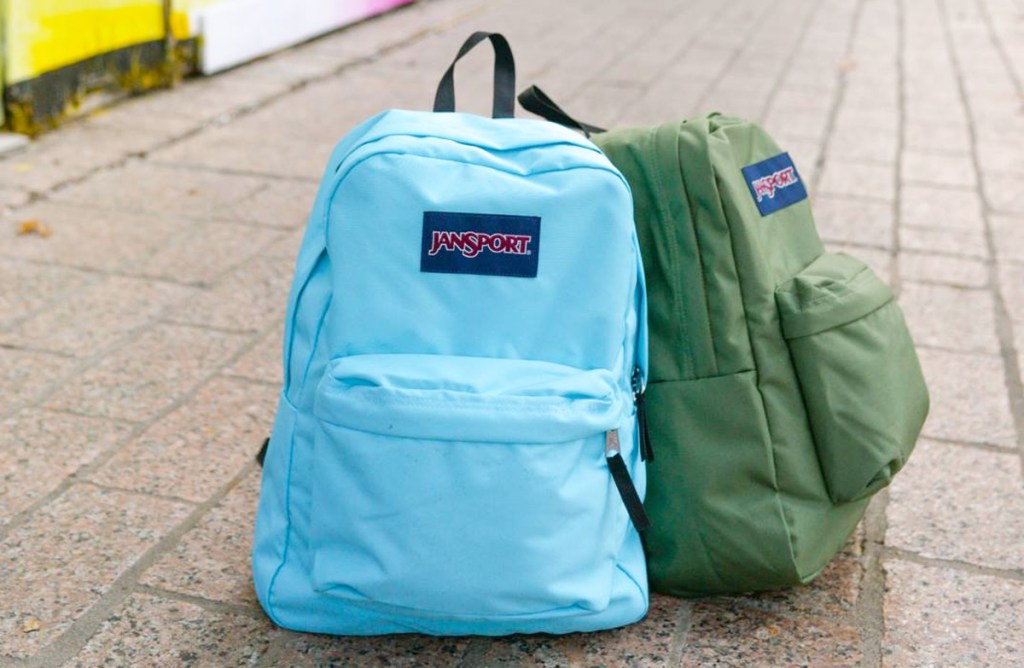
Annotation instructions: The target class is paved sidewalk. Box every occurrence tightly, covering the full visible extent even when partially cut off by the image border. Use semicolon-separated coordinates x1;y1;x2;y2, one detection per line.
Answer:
2;0;1023;665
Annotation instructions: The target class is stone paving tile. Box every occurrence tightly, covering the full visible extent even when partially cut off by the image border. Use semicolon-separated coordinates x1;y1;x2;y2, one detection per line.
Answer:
904;98;969;127
164;254;292;333
0;409;132;526
976;141;1024;176
67;592;276;667
898;251;988;289
678;599;862;667
814;195;895;249
903;120;972;154
107;73;288;126
219;66;425;148
0;125;168;194
900;150;977;188
898;282;999;354
0;276;198;357
900;225;989;260
982;172;1024;215
827;126;900;164
80;99;200;138
0;186;30;211
0;347;75;413
273;633;472;667
0;202;184;274
883;559;1024;668
769;86;836;115
834;106;900;137
817;160;896;202
89;377;276;503
51;161;268;220
0;257;93;328
887;439;1024;571
128;221;280;287
224;47;343;86
761;109;833;143
152;125;335;181
45;324;250;422
224;329;284;387
264;226;308;263
900;185;985;231
991;213;1024;265
916;348;1017;448
0;485;191;659
141;468;262;607
223;179;320;229
468;594;687;667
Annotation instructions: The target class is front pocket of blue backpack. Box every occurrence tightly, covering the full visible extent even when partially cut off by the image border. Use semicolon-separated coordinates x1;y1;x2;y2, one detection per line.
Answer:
309;353;630;618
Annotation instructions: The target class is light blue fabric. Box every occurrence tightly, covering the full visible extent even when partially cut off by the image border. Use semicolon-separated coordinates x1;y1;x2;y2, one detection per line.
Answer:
252;109;649;636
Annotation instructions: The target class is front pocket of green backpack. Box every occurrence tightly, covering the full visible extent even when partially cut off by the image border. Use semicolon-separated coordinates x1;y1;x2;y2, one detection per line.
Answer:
776;253;929;504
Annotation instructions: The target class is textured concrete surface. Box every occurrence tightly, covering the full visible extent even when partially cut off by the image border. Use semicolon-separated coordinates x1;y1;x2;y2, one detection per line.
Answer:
1;0;1022;665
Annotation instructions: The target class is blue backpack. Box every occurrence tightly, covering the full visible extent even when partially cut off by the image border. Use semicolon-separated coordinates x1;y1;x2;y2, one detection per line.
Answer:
251;32;650;636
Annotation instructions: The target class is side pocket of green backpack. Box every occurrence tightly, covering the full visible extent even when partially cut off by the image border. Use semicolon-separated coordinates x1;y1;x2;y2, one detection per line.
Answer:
775;252;929;504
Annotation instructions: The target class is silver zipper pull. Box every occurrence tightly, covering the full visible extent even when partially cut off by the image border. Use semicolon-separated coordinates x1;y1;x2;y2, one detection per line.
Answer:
605;429;620;458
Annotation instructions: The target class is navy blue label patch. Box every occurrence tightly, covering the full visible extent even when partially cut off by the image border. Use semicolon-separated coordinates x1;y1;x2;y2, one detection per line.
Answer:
740;152;808;216
420;211;541;278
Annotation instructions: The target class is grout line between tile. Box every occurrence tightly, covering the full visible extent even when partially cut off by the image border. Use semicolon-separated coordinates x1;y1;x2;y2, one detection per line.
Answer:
668;600;696;664
76;480;203;508
816;0;888;665
899;277;990;291
142;159;323;183
937;0;1024;480
23;462;260;668
687;0;782;119
913;342;1002;358
924;435;1019;455
0;324;266;544
132;584;265;619
884;547;1024;583
757;0;827;122
218;374;282;389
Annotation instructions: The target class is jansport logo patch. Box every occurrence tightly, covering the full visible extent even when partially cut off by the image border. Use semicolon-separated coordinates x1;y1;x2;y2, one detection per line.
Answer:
421;211;541;277
741;152;808;216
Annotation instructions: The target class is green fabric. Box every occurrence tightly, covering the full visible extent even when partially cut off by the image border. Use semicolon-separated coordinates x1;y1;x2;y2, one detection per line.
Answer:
594;114;929;596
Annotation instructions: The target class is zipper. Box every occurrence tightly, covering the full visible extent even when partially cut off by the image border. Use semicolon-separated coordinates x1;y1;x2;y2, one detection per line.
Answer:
632;366;653;462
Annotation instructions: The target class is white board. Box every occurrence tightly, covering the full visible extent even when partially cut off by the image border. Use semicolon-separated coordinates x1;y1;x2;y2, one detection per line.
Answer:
193;0;414;75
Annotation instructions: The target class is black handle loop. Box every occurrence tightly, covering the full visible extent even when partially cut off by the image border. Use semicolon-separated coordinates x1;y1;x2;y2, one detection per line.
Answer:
433;32;516;118
517;85;607;137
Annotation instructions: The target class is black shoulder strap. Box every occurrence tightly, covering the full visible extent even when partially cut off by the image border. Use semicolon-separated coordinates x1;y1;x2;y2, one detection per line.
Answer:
433;32;516;119
517;85;607;137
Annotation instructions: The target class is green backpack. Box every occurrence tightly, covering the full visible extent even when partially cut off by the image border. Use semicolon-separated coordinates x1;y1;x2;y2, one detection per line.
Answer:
520;88;929;596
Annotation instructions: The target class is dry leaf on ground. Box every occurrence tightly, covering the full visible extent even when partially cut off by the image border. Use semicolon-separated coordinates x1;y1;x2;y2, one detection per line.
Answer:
16;219;53;238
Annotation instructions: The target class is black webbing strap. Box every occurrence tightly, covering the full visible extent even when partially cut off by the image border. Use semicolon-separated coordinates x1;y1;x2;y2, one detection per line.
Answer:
256;437;269;467
606;430;652;532
517;85;607;137
608;453;651;532
433;32;516;118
